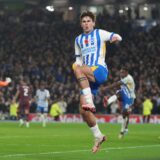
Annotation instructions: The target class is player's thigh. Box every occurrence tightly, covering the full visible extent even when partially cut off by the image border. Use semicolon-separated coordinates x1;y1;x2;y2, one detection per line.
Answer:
79;65;108;84
24;108;29;114
80;95;86;107
37;106;43;114
80;65;96;82
24;102;30;114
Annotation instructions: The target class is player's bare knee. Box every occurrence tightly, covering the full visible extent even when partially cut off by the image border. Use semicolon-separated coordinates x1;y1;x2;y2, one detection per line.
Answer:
74;66;83;76
80;107;87;117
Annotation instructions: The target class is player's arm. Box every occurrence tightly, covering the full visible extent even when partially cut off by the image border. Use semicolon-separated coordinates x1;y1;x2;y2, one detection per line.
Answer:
13;90;20;102
109;33;122;43
72;37;82;70
101;81;122;92
100;30;122;43
45;91;50;101
0;77;12;87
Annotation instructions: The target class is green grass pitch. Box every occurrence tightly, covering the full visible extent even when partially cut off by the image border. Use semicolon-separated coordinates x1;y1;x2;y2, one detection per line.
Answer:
0;122;160;160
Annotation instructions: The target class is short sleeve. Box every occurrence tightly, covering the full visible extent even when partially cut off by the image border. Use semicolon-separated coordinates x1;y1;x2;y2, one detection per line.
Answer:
99;29;114;42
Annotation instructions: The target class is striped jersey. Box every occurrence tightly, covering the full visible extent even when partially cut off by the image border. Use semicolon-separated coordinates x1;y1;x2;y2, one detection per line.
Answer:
120;74;136;99
75;29;114;68
36;89;50;108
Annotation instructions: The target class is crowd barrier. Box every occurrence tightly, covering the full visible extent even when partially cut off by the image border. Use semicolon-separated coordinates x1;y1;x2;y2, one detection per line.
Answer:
29;114;160;124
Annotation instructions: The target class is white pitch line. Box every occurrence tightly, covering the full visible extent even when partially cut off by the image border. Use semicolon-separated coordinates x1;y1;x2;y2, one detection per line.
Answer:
0;144;160;158
0;143;82;148
0;135;70;139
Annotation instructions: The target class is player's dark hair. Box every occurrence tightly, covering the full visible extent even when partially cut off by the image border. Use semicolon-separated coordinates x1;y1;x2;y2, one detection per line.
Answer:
80;11;96;22
121;66;128;72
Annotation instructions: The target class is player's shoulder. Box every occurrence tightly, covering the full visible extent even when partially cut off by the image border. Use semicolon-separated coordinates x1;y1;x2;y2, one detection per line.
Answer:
75;33;82;40
127;74;134;80
44;89;49;92
97;29;109;34
36;89;40;92
124;74;134;82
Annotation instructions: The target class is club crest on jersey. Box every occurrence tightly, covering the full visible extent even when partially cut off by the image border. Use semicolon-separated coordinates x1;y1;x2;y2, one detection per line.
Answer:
91;37;94;45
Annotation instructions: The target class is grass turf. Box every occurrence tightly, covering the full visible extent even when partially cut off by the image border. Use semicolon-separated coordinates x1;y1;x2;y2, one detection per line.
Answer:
0;122;159;160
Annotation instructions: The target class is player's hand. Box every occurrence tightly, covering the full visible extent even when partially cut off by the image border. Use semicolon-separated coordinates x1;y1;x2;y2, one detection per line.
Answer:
110;34;122;43
5;77;12;83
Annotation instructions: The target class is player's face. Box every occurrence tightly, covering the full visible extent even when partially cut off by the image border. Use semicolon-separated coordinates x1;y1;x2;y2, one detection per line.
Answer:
81;16;95;34
120;69;128;78
40;85;45;90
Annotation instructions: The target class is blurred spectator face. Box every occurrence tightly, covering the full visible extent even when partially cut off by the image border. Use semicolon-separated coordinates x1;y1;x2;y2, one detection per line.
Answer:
81;16;95;34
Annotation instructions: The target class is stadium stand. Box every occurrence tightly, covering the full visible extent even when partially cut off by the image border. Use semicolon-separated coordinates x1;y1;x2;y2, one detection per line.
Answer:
0;8;159;118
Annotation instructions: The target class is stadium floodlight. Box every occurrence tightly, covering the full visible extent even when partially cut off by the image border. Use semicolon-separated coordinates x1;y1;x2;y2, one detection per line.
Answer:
125;7;129;11
68;6;73;11
119;9;124;14
143;6;148;11
46;6;54;12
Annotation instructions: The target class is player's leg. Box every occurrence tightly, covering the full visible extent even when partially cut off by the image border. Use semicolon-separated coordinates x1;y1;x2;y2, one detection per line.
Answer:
125;114;129;131
18;105;25;127
119;106;133;138
36;106;43;125
73;65;96;112
24;102;30;128
119;109;128;138
41;107;48;127
74;65;108;112
80;95;106;153
103;90;121;107
143;115;146;123
147;115;150;123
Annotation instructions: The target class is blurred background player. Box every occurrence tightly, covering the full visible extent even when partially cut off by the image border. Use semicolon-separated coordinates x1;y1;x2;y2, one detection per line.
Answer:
0;77;12;120
72;11;122;153
142;95;153;123
14;78;32;128
102;67;136;139
50;99;62;121
35;81;50;127
9;99;18;120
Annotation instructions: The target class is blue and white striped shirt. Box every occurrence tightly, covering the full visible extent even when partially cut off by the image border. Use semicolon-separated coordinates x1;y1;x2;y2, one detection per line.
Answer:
75;29;114;68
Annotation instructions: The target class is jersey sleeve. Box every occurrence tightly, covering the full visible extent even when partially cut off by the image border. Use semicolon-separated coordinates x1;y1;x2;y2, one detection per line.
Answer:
99;29;122;42
46;90;50;98
99;29;114;42
74;37;82;66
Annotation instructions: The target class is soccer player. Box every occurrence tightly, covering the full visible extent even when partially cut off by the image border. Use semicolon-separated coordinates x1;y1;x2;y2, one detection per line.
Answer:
72;11;122;153
14;78;32;128
102;67;136;139
35;81;50;127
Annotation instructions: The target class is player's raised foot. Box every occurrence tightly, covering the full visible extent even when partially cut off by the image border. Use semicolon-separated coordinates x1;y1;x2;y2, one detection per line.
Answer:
82;103;96;113
92;135;106;153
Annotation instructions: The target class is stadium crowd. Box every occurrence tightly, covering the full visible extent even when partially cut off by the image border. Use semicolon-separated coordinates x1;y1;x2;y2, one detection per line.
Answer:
0;8;159;118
